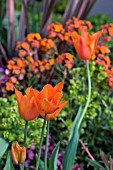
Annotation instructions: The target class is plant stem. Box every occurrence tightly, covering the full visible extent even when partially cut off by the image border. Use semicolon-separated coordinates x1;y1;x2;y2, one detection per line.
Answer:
21;121;28;170
44;120;50;170
24;121;28;147
78;59;91;128
35;114;47;170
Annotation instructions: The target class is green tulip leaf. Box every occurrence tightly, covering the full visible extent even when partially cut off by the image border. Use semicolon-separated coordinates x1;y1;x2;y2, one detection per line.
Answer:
0;138;9;158
62;106;82;170
49;142;60;170
3;151;15;170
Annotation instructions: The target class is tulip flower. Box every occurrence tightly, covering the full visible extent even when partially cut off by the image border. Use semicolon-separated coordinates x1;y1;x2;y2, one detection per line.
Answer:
11;142;26;165
71;31;101;60
33;81;67;120
15;87;39;121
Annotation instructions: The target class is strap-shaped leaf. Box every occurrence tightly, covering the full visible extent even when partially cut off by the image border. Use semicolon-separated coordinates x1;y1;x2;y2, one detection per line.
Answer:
62;106;82;170
49;142;60;170
3;151;15;170
86;158;106;170
0;138;9;158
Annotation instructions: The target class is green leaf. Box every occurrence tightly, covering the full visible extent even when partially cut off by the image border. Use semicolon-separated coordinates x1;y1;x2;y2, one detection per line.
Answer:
3;151;15;170
69;106;82;141
86;158;106;170
62;106;82;170
0;138;9;158
49;142;60;170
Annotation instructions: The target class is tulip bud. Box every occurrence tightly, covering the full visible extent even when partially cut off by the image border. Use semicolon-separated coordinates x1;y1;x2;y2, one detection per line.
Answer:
11;142;26;164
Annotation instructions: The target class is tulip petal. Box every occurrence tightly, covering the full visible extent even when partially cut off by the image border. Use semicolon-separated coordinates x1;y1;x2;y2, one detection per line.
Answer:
41;98;59;115
47;101;67;120
15;89;23;107
54;81;64;94
19;96;38;121
41;84;54;100
11;145;18;164
53;92;63;104
25;87;35;100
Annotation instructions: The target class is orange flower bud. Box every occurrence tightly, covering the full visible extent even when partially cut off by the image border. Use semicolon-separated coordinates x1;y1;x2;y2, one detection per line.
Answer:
71;31;101;60
11;142;26;165
33;81;67;120
15;87;39;121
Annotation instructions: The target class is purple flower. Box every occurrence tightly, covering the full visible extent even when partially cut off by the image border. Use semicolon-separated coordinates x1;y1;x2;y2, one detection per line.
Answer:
24;160;30;168
0;67;4;72
30;165;35;169
28;149;35;160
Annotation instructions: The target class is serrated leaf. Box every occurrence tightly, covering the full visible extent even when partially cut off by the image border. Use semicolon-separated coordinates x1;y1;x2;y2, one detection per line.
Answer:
49;142;60;170
0;138;9;158
3;151;15;170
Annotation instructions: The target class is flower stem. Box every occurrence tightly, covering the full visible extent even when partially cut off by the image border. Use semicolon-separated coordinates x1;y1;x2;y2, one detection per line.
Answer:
24;121;28;147
44;120;50;170
78;59;91;128
35;114;47;170
21;121;28;170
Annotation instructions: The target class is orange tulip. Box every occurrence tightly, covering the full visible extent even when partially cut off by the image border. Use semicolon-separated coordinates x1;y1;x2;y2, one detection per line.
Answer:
33;81;67;120
11;142;26;165
71;31;101;60
15;87;39;121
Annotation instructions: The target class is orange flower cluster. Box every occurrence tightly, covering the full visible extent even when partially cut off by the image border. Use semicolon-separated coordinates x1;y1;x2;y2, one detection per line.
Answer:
40;38;54;55
4;57;55;92
48;23;65;40
15;81;67;120
57;53;74;69
101;23;113;36
16;34;55;57
66;17;92;32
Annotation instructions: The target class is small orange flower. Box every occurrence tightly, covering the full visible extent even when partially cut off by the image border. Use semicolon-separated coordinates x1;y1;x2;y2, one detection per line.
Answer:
108;27;113;36
71;31;101;60
33;81;67;120
15;87;39;121
21;42;29;51
6;82;14;91
11;142;26;165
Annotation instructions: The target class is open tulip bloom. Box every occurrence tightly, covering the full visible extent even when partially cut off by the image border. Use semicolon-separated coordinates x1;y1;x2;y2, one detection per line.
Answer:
14;81;67;170
71;31;101;61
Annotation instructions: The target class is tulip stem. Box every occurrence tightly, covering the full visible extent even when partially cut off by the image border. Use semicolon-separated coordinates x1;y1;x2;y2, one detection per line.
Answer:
78;59;91;128
35;114;47;170
24;121;28;147
44;120;50;170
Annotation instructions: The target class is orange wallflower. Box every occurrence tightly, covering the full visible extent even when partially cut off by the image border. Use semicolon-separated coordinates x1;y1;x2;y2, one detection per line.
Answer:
21;42;29;51
33;81;67;120
11;142;26;165
17;58;24;67
15;87;39;121
57;53;74;69
7;60;15;70
26;33;41;42
108;27;113;36
66;17;92;32
96;45;110;54
6;82;14;91
71;31;101;60
48;23;65;40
